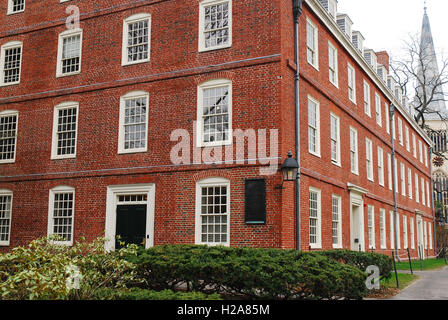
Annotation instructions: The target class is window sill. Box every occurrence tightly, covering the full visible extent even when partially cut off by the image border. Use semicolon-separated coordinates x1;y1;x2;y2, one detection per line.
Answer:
0;81;20;87
309;151;321;159
0;159;16;164
118;149;148;155
198;43;232;53
6;10;24;16
56;71;81;78
0;242;10;247
122;59;150;67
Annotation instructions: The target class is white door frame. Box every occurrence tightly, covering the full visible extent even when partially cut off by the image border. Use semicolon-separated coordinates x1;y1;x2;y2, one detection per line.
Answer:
105;184;155;251
416;213;424;259
348;184;367;252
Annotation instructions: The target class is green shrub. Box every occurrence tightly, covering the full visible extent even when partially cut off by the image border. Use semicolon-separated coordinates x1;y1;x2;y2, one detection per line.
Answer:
318;250;393;279
125;245;367;300
95;288;222;300
0;236;140;300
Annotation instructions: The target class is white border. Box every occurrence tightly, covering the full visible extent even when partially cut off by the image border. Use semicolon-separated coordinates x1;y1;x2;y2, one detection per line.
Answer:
47;185;75;246
56;28;83;78
121;13;151;66
0;41;23;87
0;110;19;164
7;0;25;15
51;101;79;160
198;0;232;52
0;189;13;246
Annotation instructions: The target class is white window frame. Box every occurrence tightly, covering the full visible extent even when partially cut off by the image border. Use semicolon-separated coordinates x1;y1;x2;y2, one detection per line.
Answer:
428;222;433;249
51;102;79;160
121;13;152;66
426;181;430;208
347;63;356;103
390;211;395;249
331;194;342;249
394;158;398;193
196;79;233;147
380;209;386;249
408;168;413;199
306;18;319;70
412;133;417;158
375;93;382;127
415;173;420;203
308;95;321;157
7;0;25;15
403;215;408;249
398;118;403;146
401;163;406;196
47;185;75;246
0;110;19;164
396;213;401;249
366;138;374;182
330;112;341;166
368;205;375;249
421;177;426;206
363;81;371;117
387;153;392;191
419;140;423;163
198;0;232;52
195;177;231;246
350;126;358;175
309;187;322;249
410;217;415;249
378;147;384;187
56;28;83;78
0;41;23;87
385;103;390;134
424;145;428;167
405;126;410;152
328;41;338;87
118;91;150;154
0;189;13;247
423;221;428;249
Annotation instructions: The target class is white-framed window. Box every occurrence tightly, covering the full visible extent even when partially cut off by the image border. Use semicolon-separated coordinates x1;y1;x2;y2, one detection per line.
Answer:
0;189;13;246
401;163;406;196
328;41;338;87
394;158;398;193
385;103;390;134
368;205;375;249
392;116;396;140
421;177;426;206
118;91;149;154
390;211;395;249
306;18;319;70
412;133;417;158
426;181;430;208
350;127;358;175
415;173;420;203
378;147;384;186
0;41;23;86
195;177;230;246
380;208;386;249
330;112;340;166
51;102;78;160
0;110;18;164
309;187;322;249
56;28;83;77
419;140;423;163
398;118;403;146
423;221;428;249
375;93;382;127
197;79;232;147
405;126;410;152
47;186;75;246
387;153;392;191
428;222;433;249
199;0;232;52
363;81;371;117
308;95;320;157
403;215;408;249
408;168;413;199
366;138;373;181
347;63;356;103
410;217;415;249
122;13;151;65
396;213;401;249
332;194;342;249
424;145;428;167
7;0;25;15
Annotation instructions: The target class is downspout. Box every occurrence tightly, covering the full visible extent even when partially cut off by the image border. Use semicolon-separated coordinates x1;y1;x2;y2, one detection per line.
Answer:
389;104;399;260
429;147;437;256
293;0;304;251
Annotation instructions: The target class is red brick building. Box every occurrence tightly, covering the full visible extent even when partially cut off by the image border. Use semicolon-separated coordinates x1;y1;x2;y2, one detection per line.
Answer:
0;0;435;258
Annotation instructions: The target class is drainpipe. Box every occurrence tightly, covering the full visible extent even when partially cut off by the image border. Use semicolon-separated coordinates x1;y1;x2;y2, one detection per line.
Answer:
429;147;437;256
293;0;304;251
389;104;399;260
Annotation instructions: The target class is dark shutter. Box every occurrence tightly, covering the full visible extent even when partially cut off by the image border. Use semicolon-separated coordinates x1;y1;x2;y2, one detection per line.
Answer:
245;179;266;224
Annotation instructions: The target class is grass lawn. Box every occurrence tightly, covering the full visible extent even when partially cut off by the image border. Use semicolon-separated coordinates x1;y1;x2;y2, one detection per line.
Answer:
366;272;420;299
395;258;448;271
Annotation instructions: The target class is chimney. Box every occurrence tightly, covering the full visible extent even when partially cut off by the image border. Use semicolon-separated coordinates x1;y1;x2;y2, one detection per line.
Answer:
376;51;390;73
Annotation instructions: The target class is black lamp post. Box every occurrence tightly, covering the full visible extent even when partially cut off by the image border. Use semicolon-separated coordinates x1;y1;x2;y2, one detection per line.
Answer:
281;151;299;182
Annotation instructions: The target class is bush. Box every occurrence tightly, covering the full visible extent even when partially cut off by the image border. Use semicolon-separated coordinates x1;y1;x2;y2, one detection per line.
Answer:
0;236;140;300
95;288;222;300
318;250;393;279
125;245;367;300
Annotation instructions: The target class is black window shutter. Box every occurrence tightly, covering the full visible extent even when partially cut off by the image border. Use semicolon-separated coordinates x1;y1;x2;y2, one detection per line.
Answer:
245;179;266;224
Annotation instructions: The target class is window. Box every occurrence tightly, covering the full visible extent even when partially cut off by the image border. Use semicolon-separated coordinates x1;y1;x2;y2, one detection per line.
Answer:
390;211;394;249
328;42;338;87
375;94;382;126
47;186;75;245
199;0;232;52
197;79;232;147
378;147;384;186
408;168;413;199
426;181;430;208
405;126;410;152
414;173;420;203
347;63;356;103
0;110;18;164
424;145;428;167
394;158;398;193
7;0;25;14
332;195;342;248
0;41;23;86
308;96;320;156
401;163;406;196
380;209;386;249
0;190;13;246
51;102;78;159
385;103;390;134
398;118;403;146
428;222;433;249
387;153;392;191
412;133;417;158
330;113;340;165
423;221;428;249
419;140;423;163
118;91;149;154
350;127;358;174
421;177;426;206
309;188;321;249
56;28;83;77
363;81;371;116
195;177;230;246
403;216;408;249
410;218;415;249
396;213;401;249
306;18;319;69
368;205;375;249
366;138;373;181
122;13;151;65
392;116;396;140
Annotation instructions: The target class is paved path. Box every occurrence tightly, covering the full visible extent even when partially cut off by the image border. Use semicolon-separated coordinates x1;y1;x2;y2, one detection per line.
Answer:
390;267;448;300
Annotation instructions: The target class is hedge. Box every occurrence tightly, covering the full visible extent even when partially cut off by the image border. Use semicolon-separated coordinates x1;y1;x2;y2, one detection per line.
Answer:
125;245;367;300
95;288;222;300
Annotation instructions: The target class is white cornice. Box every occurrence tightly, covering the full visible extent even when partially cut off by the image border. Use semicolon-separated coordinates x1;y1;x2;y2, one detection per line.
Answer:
306;0;432;146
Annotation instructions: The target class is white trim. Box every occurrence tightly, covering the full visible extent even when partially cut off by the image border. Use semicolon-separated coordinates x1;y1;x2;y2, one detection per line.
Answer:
332;194;342;249
56;28;83;78
308;95;321;157
366;138;374;182
350;126;359;175
118;91;150;154
347;63;356;104
121;13;152;66
47;185;75;246
309;187;322;249
377;146;384;187
367;205;375;249
0;110;19;164
375;93;382;127
7;0;25;15
0;41;23;87
306;17;319;71
51;101;79;160
328;41;338;87
363;80;371;117
330;112;341;166
198;0;232;52
105;184;156;251
0;189;13;247
380;208;387;249
195;177;231;246
389;210;395;249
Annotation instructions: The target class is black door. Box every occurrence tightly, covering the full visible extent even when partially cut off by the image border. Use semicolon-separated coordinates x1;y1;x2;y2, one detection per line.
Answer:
115;204;147;249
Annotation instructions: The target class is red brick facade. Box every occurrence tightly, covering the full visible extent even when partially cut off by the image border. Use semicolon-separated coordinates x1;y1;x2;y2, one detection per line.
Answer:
0;0;435;258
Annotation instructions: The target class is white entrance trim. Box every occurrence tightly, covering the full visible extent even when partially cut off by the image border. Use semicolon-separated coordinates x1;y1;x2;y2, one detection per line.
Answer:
348;183;367;252
105;184;155;251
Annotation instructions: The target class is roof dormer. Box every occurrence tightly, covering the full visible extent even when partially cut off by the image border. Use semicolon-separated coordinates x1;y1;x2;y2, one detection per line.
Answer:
363;49;377;70
352;31;364;53
336;14;353;39
318;0;338;20
377;64;387;83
